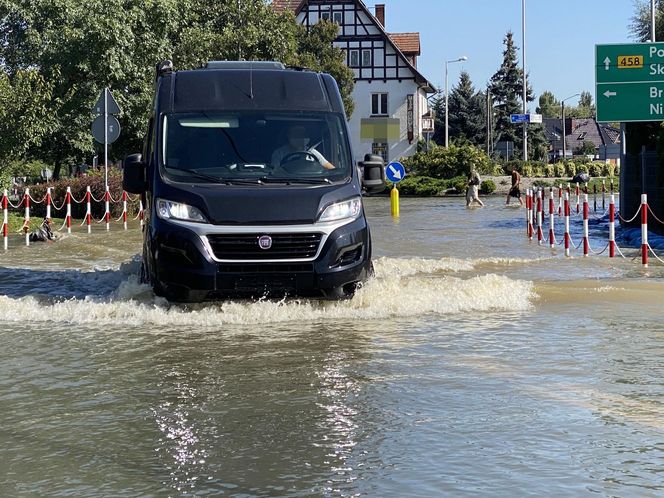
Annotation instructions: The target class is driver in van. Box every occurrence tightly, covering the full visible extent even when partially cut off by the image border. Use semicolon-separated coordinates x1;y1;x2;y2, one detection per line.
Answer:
271;125;335;170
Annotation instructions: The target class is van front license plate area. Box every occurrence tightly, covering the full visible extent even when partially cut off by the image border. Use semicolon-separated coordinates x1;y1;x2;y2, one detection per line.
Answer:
234;275;296;292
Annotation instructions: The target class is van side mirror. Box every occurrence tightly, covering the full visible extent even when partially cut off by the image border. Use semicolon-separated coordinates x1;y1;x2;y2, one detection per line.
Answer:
123;153;146;194
359;154;386;194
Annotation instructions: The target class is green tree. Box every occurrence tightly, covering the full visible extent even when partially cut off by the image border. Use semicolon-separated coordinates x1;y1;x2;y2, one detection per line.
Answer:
576;140;597;156
293;21;355;118
536;90;560;118
0;0;354;178
448;71;485;147
0;68;54;163
630;0;664;41
489;31;534;155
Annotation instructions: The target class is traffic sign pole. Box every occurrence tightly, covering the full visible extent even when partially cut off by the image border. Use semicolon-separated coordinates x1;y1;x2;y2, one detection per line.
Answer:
104;88;108;190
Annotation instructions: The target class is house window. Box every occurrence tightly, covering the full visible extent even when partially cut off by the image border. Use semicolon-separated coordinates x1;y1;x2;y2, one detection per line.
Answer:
372;142;388;163
362;49;372;67
371;93;388;115
320;8;330;21
349;49;359;67
332;11;343;24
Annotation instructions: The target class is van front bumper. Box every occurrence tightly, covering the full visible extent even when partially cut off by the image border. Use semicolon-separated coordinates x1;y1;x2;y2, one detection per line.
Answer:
150;215;372;299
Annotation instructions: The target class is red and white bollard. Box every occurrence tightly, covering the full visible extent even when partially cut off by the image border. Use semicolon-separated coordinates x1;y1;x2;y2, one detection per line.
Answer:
564;191;570;257
24;188;30;246
2;189;8;250
46;187;52;221
86;186;92;233
66;187;72;234
537;189;544;245
558;184;563;217
548;188;555;248
526;189;533;239
609;193;615;258
104;186;111;231
582;194;589;257
641;193;649;268
139;200;144;228
122;191;128;230
575;182;580;214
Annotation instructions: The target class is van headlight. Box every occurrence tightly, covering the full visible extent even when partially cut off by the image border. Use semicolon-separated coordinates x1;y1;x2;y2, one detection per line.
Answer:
156;198;207;223
318;197;362;223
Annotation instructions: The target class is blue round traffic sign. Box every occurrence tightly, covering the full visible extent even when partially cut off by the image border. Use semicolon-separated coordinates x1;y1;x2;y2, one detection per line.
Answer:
385;161;406;183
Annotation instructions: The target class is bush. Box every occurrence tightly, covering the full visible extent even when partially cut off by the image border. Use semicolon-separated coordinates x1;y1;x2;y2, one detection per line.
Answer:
588;162;603;177
544;165;555;177
452;177;468;194
401;143;493;179
480;179;496;194
493;164;506;176
396;176;447;196
565;161;577;177
521;163;533;177
576;163;589;174
554;163;566;177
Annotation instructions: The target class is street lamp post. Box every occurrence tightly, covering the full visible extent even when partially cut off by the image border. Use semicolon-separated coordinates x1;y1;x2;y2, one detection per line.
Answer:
522;0;528;160
445;55;468;148
561;93;580;161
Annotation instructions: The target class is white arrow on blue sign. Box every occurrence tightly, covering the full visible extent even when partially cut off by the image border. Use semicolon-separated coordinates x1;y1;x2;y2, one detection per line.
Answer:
385;161;406;183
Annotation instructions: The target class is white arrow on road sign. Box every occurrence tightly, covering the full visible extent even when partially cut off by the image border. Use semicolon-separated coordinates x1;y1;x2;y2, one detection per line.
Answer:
604;56;611;70
388;164;402;180
603;90;617;98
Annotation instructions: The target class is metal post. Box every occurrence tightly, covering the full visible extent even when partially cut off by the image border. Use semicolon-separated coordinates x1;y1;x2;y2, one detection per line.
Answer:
104;88;108;191
445;61;449;148
522;0;528;161
652;0;657;42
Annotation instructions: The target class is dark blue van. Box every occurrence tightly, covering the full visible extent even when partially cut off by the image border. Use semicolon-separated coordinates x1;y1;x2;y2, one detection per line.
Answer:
123;61;385;302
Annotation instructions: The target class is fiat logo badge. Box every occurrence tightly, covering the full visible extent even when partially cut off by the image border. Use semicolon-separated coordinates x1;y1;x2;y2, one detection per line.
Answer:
258;235;272;250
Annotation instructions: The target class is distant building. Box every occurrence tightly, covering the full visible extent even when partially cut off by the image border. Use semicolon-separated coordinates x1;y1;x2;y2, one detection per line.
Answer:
272;0;437;164
543;117;620;162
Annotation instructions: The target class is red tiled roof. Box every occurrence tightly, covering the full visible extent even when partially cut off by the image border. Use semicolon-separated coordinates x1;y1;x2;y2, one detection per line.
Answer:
389;33;420;55
271;0;303;12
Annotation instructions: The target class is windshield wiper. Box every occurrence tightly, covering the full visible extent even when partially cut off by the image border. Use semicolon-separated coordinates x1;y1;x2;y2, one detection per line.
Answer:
283;177;333;184
164;166;226;183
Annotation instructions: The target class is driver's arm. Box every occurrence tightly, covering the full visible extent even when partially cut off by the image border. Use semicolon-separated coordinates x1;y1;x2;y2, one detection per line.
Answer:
308;148;335;169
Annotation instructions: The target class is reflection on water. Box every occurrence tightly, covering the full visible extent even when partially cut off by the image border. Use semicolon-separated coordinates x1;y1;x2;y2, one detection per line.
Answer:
0;198;663;496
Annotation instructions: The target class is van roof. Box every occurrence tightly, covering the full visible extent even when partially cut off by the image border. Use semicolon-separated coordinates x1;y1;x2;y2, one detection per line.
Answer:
161;65;343;114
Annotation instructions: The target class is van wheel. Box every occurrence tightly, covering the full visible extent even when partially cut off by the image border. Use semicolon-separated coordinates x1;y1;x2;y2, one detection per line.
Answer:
323;283;356;300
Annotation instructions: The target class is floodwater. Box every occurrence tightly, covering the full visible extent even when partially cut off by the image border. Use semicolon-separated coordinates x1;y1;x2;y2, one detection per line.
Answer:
1;196;663;497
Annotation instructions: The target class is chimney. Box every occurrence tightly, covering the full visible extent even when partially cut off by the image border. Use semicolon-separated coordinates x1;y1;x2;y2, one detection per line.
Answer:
375;4;385;27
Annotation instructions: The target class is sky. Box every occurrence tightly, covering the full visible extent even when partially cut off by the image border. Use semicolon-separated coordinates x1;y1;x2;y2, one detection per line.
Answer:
379;0;639;110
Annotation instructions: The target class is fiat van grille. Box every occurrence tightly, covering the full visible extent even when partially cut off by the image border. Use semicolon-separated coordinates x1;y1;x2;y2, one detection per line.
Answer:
207;233;322;260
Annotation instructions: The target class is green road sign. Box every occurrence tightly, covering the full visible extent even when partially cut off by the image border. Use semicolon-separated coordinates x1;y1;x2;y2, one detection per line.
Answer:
596;42;664;122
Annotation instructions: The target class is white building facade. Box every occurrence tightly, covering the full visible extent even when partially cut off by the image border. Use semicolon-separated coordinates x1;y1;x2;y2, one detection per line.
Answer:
273;0;436;164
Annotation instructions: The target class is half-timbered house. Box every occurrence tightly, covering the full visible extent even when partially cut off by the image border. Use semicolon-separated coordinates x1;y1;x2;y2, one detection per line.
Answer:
272;0;436;164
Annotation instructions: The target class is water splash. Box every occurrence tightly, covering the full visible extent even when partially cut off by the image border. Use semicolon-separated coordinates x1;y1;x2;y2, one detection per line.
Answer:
0;257;535;328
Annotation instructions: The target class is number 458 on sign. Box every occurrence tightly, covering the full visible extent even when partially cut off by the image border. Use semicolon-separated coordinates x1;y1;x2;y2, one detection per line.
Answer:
618;55;643;68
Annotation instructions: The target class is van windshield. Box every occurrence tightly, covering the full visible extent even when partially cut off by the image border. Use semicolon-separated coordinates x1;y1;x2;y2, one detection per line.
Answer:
161;111;352;183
